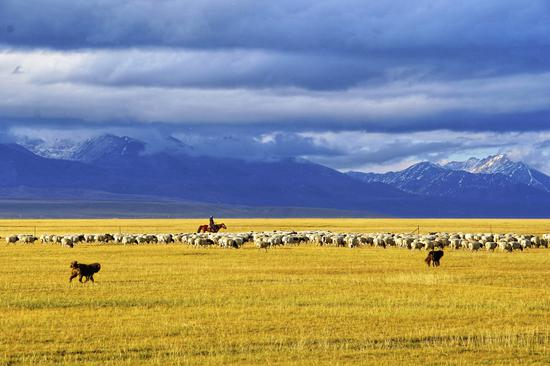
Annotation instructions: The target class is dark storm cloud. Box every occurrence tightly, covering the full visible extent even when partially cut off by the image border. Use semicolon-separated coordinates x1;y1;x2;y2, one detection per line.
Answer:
45;50;389;91
173;131;344;161
2;109;550;135
1;1;550;172
341;110;550;133
2;1;550;52
1;1;550;127
1;1;550;90
30;48;550;92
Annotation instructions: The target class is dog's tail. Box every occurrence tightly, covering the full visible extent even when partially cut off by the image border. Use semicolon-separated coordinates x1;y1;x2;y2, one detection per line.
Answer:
424;255;432;266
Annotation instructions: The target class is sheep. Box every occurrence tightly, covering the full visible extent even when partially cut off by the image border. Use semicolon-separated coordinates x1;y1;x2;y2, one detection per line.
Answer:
498;241;513;252
468;241;482;251
256;239;270;251
61;237;74;248
268;235;283;247
345;235;360;248
40;234;51;244
219;236;241;248
6;235;18;244
373;237;387;248
282;235;301;245
17;235;38;244
3;230;547;254
194;237;213;247
334;235;346;247
519;238;531;250
136;235;149;244
450;239;462;250
157;234;174;244
94;234;112;243
424;241;436;251
485;242;497;251
121;236;137;245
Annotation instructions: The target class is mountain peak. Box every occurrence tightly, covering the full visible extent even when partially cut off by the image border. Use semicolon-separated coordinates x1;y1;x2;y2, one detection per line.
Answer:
404;161;443;174
479;153;509;163
70;134;146;163
443;154;550;192
409;161;440;169
16;136;80;160
86;134;140;146
470;154;517;174
347;154;550;201
445;154;513;174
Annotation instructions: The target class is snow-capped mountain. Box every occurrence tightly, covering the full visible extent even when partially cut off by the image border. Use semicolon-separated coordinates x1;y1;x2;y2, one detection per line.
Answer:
347;161;545;199
16;136;81;160
444;157;483;172
5;137;550;217
445;154;522;174
17;134;143;162
68;134;146;163
19;134;192;163
0;137;415;214
444;154;550;192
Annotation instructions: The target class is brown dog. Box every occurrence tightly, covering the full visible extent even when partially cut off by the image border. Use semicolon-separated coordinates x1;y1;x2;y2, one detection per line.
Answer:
425;250;444;267
69;261;101;283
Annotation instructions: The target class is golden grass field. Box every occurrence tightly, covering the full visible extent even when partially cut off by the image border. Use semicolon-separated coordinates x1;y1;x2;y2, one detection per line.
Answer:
0;218;549;236
1;219;550;365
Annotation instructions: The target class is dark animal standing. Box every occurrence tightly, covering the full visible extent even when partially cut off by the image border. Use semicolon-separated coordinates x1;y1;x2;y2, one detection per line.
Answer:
197;223;227;233
425;250;444;267
69;261;101;283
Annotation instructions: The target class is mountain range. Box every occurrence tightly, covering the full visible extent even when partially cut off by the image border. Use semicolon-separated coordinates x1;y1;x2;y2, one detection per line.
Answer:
346;154;550;199
444;155;550;192
1;134;549;218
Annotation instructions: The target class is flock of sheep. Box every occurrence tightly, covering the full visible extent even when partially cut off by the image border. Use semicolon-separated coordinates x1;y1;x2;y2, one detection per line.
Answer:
4;231;550;252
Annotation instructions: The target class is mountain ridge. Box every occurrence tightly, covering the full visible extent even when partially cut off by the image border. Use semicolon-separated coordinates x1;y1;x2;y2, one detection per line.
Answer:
443;154;550;192
4;136;550;217
0;138;414;213
347;154;550;203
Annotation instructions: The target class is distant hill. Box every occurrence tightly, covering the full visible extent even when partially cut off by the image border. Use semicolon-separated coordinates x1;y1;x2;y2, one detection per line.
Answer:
1;137;412;215
347;161;546;200
444;154;550;192
4;135;550;217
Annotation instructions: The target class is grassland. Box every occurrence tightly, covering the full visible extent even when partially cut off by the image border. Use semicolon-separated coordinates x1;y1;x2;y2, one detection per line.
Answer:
1;219;550;365
0;218;549;236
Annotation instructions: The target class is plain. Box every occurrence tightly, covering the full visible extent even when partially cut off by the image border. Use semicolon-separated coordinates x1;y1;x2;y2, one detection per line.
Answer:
1;218;550;365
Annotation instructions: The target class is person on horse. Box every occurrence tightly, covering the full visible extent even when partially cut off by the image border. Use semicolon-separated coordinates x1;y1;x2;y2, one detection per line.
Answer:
209;216;215;232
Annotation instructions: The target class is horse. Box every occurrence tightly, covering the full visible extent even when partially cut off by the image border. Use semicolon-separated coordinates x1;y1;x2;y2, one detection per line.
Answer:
197;223;227;233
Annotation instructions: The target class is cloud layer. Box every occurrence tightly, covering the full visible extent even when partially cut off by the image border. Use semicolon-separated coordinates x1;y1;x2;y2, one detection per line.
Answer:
0;1;549;172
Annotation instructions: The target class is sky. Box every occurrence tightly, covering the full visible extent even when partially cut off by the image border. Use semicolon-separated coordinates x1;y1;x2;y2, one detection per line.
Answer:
1;0;550;173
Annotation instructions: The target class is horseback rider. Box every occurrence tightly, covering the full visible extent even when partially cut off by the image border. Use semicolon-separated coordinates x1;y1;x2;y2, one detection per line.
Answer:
209;216;215;232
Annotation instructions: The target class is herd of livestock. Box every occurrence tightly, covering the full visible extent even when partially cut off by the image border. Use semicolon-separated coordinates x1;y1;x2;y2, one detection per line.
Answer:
4;231;550;252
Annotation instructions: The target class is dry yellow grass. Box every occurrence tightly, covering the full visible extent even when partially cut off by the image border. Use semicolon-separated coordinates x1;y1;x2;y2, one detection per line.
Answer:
1;219;550;365
0;218;549;236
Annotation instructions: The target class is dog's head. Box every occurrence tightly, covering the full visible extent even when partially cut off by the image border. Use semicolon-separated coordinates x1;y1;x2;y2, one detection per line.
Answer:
70;261;78;269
